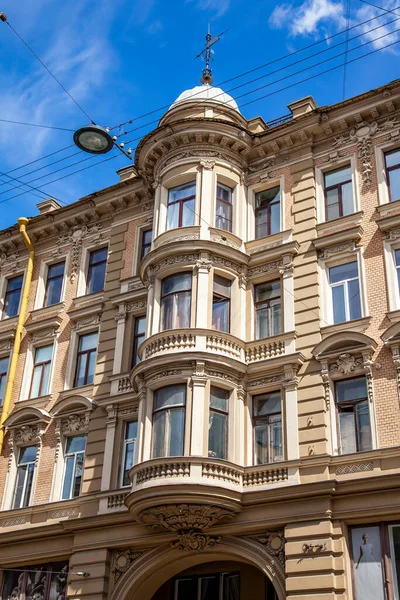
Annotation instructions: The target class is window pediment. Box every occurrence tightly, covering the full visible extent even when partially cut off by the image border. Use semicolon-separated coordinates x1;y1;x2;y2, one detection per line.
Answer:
312;331;376;361
51;394;97;418
4;407;51;447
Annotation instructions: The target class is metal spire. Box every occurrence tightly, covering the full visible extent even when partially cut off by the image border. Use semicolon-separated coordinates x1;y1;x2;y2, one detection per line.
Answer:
195;25;228;85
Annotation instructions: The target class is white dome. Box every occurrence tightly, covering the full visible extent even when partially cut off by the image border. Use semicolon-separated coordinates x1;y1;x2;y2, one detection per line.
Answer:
170;84;239;112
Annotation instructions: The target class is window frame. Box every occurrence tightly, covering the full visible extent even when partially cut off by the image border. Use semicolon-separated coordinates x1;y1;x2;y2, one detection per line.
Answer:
152;384;186;458
215;182;233;232
252;391;284;465
328;260;362;324
254;185;281;239
120;420;138;487
43;260;65;307
86;246;108;295
73;332;98;388
2;273;24;320
12;445;37;509
212;274;231;333
334;376;372;455
140;228;153;261
160;272;192;331
254;280;282;339
29;343;54;399
132;315;146;367
323;165;353;221
385;147;400;203
167;181;196;230
0;355;9;405
61;434;87;500
208;386;229;460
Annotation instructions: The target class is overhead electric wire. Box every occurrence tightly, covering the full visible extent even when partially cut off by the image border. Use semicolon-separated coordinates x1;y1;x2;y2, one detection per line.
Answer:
1;31;399;208
2;7;398;191
0;150;82;190
359;0;400;15
0;118;75;132
110;5;400;131
4;19;94;123
0;171;67;205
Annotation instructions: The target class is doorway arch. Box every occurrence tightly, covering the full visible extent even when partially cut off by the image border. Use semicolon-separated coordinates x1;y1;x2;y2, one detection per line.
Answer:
111;536;285;600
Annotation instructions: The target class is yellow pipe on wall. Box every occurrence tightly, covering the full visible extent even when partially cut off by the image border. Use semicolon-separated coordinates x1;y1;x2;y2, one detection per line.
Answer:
0;217;34;453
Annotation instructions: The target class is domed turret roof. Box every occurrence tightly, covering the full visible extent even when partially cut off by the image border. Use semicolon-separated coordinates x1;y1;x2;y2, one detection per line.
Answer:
170;83;239;112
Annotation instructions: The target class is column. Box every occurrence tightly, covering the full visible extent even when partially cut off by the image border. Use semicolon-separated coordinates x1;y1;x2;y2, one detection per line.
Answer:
199;161;214;239
281;255;295;335
100;404;117;491
190;362;207;456
283;365;299;461
112;307;127;374
195;254;211;330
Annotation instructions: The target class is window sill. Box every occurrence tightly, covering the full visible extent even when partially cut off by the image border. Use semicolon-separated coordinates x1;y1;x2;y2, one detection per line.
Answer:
245;228;293;256
29;302;65;321
209;227;242;250
24;311;63;338
59;384;94;399
376;199;400;232
68;292;104;322
386;308;400;324
320;316;371;338
153;225;201;250
314;211;363;251
17;394;51;410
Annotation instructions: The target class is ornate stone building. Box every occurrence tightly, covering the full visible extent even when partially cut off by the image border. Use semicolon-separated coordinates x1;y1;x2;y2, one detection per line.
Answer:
1;76;400;599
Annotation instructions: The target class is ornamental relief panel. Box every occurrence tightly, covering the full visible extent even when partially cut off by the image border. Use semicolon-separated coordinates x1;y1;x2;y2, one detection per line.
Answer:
55;222;106;282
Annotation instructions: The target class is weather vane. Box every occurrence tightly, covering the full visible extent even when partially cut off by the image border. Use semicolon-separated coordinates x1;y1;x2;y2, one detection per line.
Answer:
195;25;229;85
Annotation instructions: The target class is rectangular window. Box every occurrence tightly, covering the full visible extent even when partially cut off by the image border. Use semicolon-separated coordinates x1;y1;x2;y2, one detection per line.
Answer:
329;261;361;324
86;247;108;294
215;183;233;232
140;229;152;260
29;344;53;398
174;572;240;599
255;186;280;239
323;165;353;221
74;332;98;387
61;434;86;499
208;387;229;459
13;445;37;508
121;421;137;486
160;273;192;331
44;261;65;307
167;181;196;230
132;315;146;366
3;274;23;319
385;147;400;202
335;377;372;454
0;356;9;405
212;275;231;333
2;562;68;600
152;385;186;458
253;392;283;465
255;281;281;339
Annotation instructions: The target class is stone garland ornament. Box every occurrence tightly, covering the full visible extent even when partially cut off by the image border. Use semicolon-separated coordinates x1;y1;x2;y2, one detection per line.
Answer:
171;530;221;553
56;223;104;282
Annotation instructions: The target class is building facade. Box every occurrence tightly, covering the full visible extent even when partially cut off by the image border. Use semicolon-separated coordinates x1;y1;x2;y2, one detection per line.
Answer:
0;77;400;599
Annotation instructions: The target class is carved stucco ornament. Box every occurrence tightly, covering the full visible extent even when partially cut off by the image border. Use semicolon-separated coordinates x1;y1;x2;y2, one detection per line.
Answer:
253;530;285;569
112;549;143;583
137;504;237;553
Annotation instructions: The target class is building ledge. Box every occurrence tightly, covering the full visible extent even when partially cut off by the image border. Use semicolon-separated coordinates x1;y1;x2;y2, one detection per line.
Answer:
153;225;201;250
320;316;371;338
245;229;293;257
314;212;363;251
376;199;400;231
28;302;65;322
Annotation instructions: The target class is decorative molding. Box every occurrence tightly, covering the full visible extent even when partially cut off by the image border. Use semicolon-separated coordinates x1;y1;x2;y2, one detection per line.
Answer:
247;156;276;174
50;507;79;519
152;253;199;274
119;405;139;417
60;413;90;435
145;369;182;385
390;346;400;404
57;222;104;282
0;250;21;275
252;530;285;569
118;377;133;394
195;258;213;272
335;462;373;475
318;240;356;260
137;504;236;532
13;424;43;446
171;531;221;553
199;160;215;170
73;313;101;330
30;326;59;342
205;369;243;386
248;374;285;388
210;254;242;275
0;339;13;352
112;549;143;583
320;360;330;410
2;516;28;527
329;353;363;375
302;543;327;553
248;260;283;278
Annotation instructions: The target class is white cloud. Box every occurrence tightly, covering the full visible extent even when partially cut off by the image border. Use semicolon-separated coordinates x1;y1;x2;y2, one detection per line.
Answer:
187;0;231;18
269;0;345;36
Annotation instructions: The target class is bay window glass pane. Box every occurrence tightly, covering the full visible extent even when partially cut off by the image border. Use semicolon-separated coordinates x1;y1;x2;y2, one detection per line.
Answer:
270;301;281;336
210;387;229;412
155;385;186;410
336;377;367;402
214;275;231;298
255;206;268;239
388;169;400;202
126;421;138;440
123;442;135;486
152;411;165;458
342;181;353;215
254;392;281;415
256;307;269;339
175;292;191;328
348;278;361;320
385;148;400;168
169;408;185;456
332;285;346;324
209;411;227;459
169;182;195;202
162;273;191;295
269;414;283;461
212;298;229;332
160;294;174;330
216;199;232;231
338;410;357;454
182;199;195;226
325;165;352;187
166;201;179;230
254;423;268;464
326;188;340;220
270;199;280;234
356;401;372;451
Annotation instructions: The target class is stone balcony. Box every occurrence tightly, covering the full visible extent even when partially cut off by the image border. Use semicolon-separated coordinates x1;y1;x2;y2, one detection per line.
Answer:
138;329;296;365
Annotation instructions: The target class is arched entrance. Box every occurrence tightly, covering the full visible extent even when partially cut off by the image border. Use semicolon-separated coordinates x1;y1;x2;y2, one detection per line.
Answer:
111;537;285;600
151;560;279;599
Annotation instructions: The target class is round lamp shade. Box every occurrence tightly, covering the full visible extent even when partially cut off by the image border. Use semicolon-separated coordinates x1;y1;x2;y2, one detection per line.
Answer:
73;125;114;154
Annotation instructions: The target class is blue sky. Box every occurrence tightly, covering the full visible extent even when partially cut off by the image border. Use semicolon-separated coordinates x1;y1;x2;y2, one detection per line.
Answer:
0;0;399;229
